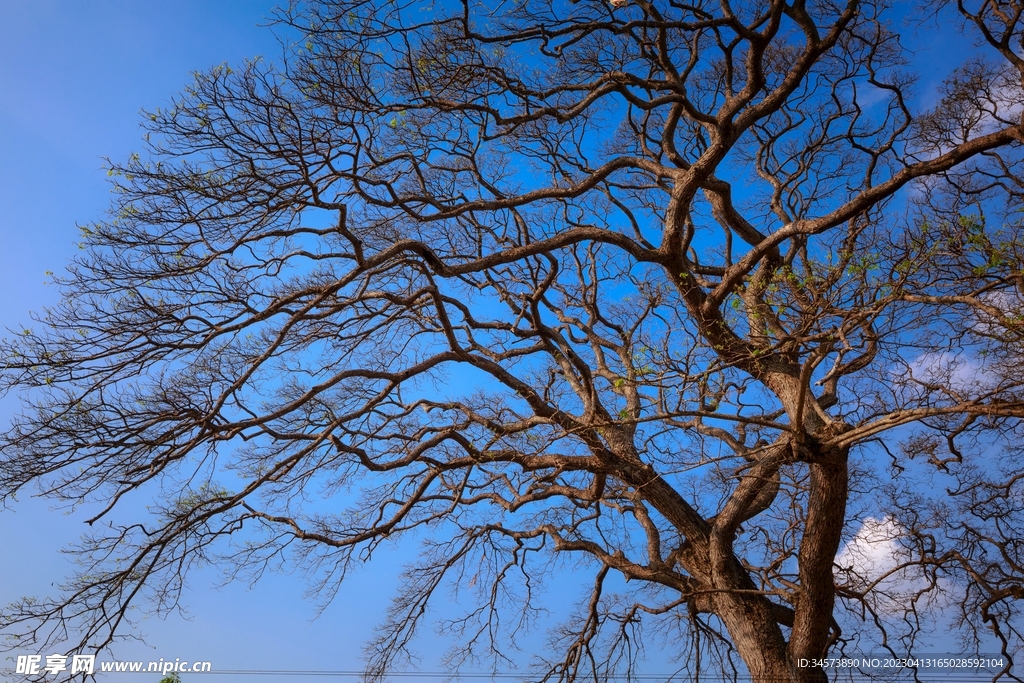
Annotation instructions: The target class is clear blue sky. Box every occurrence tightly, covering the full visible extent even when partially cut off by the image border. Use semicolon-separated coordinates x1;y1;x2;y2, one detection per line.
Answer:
0;3;403;680
0;2;991;681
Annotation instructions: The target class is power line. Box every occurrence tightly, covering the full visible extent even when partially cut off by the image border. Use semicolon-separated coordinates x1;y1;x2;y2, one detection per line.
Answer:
180;670;1011;682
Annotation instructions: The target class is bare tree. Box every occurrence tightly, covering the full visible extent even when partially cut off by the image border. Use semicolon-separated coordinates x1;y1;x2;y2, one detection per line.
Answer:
3;1;1024;682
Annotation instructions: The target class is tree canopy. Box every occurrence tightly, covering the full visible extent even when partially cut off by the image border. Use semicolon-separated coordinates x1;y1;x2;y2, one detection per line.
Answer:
4;1;1024;682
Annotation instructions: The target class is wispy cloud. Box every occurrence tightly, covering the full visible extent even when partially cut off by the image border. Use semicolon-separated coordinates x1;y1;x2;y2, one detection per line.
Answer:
905;350;996;395
835;517;940;614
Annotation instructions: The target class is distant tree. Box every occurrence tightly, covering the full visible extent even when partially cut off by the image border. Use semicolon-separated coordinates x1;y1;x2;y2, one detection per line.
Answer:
3;1;1024;682
158;674;181;683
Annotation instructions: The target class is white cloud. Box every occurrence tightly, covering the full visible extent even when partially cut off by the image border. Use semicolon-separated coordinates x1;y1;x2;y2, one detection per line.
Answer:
835;517;938;614
974;290;1024;336
837;516;907;583
904;350;997;395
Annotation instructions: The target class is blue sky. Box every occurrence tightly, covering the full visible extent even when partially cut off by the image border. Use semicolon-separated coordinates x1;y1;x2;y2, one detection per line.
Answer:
0;2;1000;681
0;3;399;680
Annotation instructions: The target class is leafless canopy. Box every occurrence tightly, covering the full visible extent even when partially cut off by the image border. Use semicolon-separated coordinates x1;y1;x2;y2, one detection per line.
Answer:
4;1;1024;681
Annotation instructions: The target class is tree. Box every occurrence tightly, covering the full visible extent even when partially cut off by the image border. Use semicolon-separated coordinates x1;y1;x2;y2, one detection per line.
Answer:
3;1;1024;681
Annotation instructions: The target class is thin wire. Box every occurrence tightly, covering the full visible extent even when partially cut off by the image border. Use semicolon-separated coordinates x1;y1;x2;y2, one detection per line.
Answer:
182;671;1009;682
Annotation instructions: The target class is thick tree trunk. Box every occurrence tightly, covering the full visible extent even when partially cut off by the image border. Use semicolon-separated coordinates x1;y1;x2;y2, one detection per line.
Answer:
620;362;846;683
713;371;847;683
712;584;794;683
788;452;848;683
